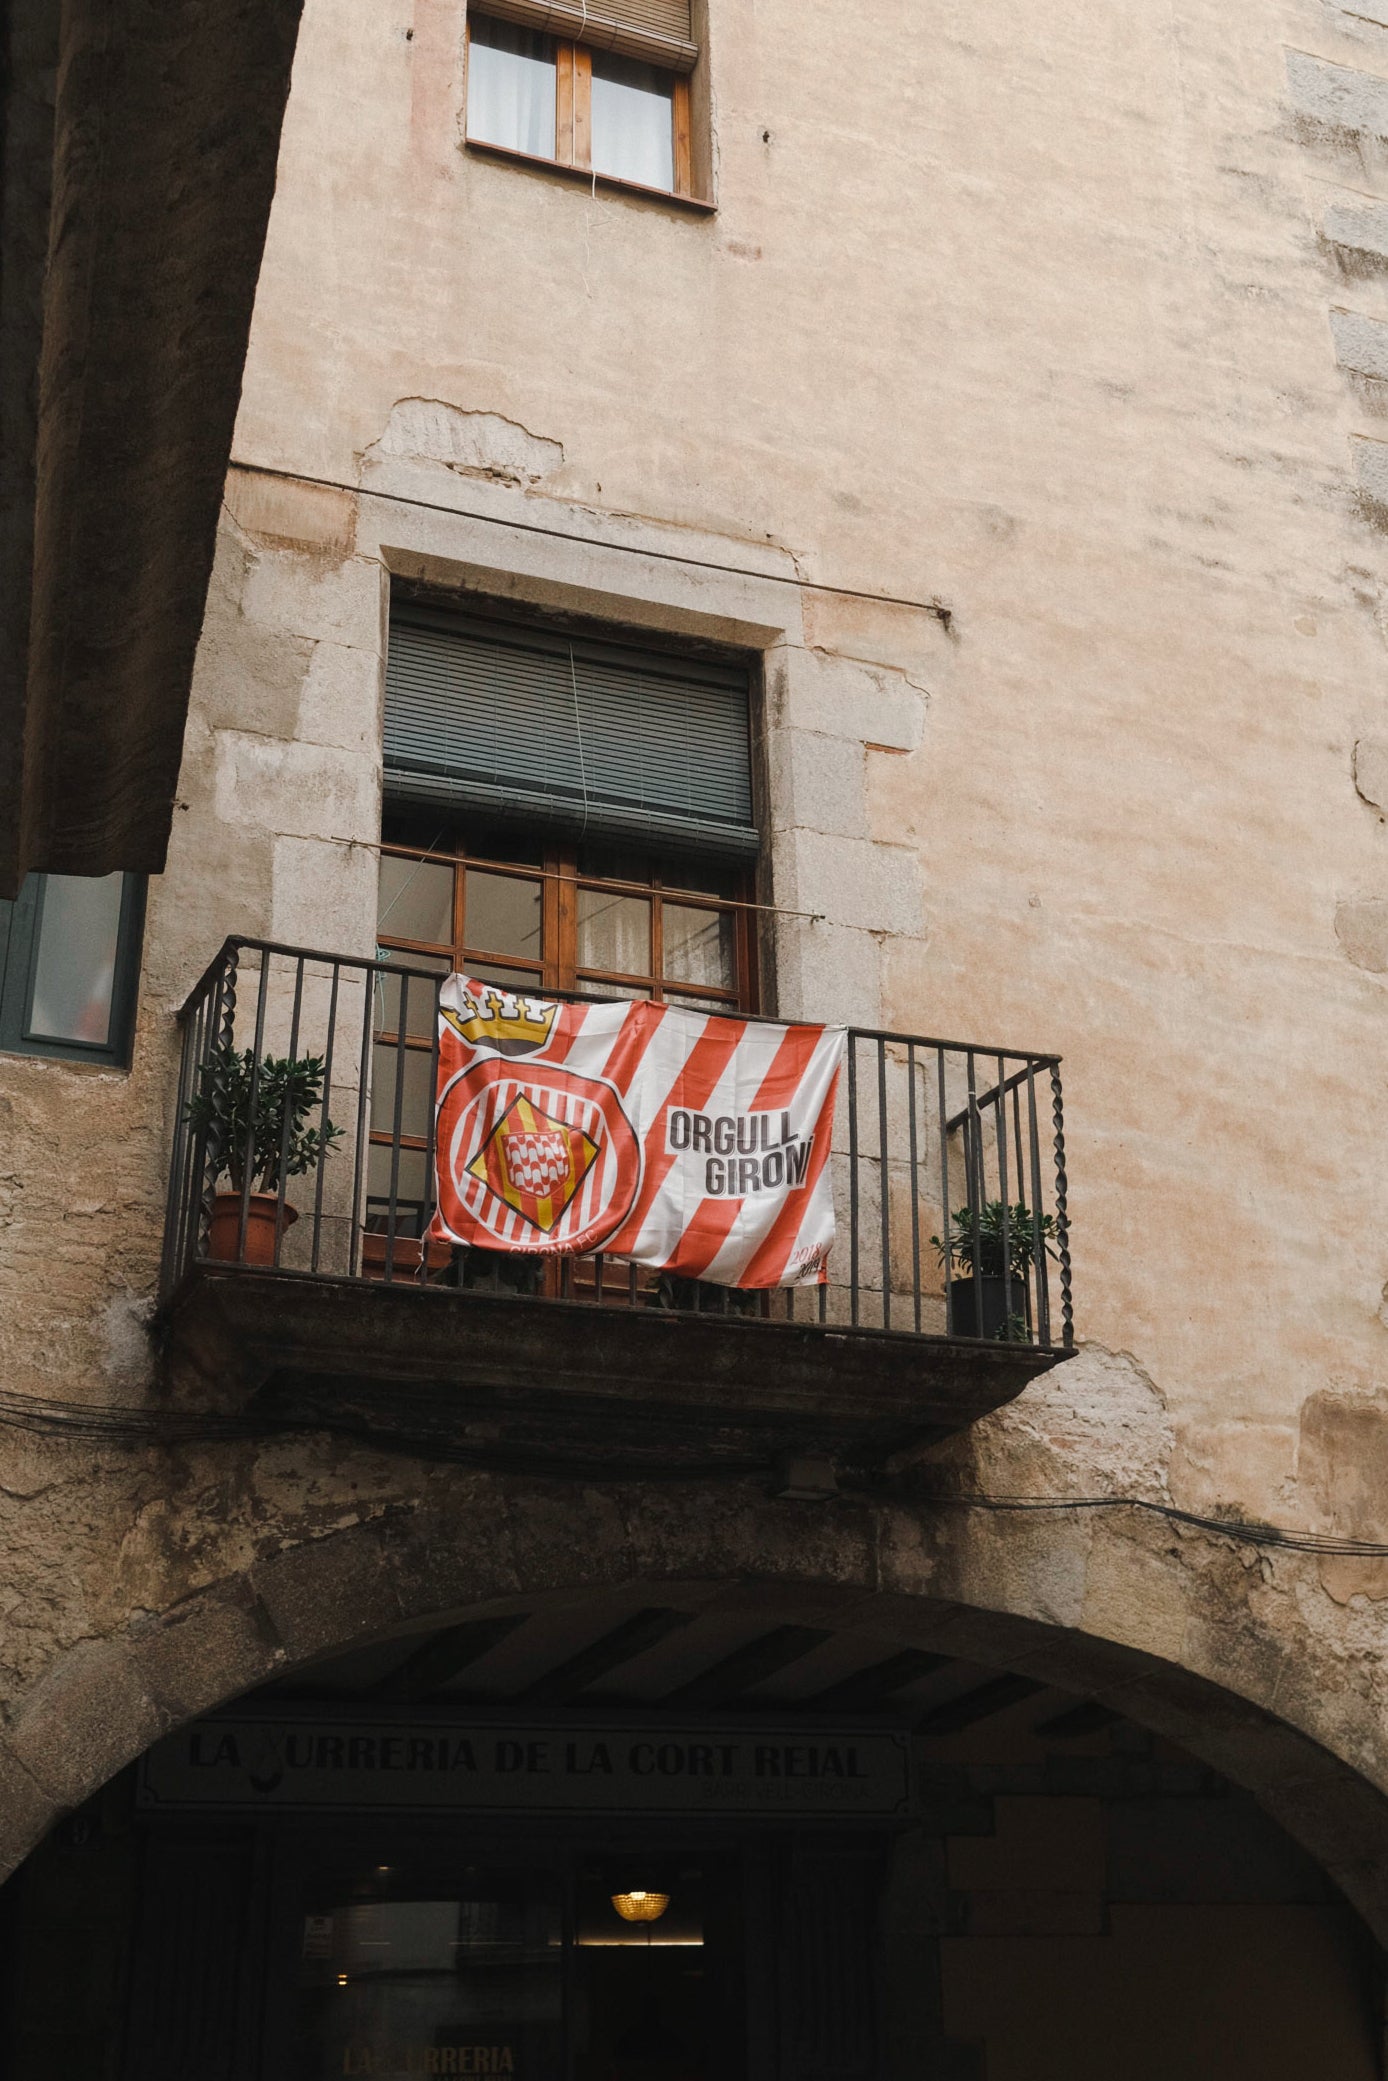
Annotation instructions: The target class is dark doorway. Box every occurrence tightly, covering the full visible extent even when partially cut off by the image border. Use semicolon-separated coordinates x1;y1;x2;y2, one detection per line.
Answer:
573;1857;743;2081
262;1827;750;2081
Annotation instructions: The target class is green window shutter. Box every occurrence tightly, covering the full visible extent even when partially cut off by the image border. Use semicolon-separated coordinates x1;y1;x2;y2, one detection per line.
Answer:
384;608;758;856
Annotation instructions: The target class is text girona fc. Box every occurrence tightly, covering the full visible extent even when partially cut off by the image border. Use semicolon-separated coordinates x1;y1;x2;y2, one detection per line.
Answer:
429;977;845;1289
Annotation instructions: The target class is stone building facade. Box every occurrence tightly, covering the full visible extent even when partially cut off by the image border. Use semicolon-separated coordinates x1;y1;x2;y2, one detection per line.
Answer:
5;0;1388;2072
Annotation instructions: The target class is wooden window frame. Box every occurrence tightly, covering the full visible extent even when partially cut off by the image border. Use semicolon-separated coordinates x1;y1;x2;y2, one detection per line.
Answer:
377;840;757;1004
465;12;703;207
369;838;759;1229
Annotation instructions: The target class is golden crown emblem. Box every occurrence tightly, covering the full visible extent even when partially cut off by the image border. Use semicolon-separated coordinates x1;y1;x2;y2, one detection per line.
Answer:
442;983;556;1055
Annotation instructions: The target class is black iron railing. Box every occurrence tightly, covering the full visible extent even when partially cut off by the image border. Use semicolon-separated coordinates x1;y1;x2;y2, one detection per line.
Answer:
160;938;1073;1348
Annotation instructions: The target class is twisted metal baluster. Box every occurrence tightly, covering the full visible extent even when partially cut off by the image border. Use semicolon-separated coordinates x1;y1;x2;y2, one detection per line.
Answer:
1049;1063;1074;1349
195;946;239;1261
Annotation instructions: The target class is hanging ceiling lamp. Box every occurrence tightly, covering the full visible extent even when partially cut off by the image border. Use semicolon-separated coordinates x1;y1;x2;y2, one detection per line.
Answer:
610;1889;670;1923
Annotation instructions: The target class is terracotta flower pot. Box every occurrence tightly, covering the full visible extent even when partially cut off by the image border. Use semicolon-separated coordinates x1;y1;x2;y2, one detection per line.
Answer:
207;1191;298;1266
361;1231;452;1282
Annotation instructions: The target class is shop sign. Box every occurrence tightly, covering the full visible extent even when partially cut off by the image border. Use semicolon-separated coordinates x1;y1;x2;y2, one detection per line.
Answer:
138;1713;912;1819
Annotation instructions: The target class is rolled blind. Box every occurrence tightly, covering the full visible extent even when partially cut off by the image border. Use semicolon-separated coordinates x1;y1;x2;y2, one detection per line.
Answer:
475;0;697;72
384;608;757;856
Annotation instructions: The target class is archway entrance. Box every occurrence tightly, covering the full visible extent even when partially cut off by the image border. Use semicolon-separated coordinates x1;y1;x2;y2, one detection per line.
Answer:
0;1579;1382;2081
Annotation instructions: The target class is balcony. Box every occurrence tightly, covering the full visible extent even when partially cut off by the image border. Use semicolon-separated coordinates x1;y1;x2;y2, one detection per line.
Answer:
157;940;1075;1477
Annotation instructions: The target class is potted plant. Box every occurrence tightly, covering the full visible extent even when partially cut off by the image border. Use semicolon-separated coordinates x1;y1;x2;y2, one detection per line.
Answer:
932;1199;1056;1341
184;1041;343;1266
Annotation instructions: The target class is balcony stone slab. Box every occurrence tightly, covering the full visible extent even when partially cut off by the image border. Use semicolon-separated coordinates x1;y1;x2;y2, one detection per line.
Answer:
159;1267;1072;1480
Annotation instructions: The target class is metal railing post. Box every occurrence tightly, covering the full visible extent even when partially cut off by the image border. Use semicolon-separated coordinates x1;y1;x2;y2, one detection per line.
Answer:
196;943;239;1264
1050;1063;1074;1349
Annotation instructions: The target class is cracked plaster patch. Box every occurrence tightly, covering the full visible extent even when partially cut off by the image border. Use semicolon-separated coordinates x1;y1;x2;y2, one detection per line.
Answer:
1331;305;1388;380
1354;735;1388;808
364;399;564;487
934;1346;1175;1502
1325;196;1388;262
101;1292;156;1392
1287;48;1388;139
1335;895;1388;969
1352;434;1388;518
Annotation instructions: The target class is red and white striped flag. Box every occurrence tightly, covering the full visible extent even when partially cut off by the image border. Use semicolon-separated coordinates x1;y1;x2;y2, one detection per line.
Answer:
429;975;844;1288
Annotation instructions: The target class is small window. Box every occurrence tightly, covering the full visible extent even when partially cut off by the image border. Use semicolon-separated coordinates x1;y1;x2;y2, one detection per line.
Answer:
0;872;145;1067
465;7;699;202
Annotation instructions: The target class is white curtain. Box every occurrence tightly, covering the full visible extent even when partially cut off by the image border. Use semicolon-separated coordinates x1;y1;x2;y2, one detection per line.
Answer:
467;24;557;157
590;56;674;190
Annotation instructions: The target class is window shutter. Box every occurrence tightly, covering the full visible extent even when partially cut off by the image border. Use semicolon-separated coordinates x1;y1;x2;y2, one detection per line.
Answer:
384;608;758;857
473;0;698;73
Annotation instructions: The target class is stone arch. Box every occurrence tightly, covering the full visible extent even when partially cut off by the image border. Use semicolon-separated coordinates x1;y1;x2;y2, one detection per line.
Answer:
3;1471;1387;1938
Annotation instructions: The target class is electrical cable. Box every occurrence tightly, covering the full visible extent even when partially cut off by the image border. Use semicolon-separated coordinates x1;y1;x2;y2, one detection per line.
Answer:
225;457;955;625
919;1492;1388;1558
0;1388;769;1484
336;838;825;923
1;1387;1386;1548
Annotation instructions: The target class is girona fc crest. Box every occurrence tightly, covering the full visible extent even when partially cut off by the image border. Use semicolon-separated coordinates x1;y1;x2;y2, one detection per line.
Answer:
504;1125;570;1197
434;1060;642;1255
466;1096;599;1233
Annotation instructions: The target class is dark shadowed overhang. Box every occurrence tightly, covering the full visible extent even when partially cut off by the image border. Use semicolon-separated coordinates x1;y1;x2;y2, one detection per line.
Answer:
0;0;304;896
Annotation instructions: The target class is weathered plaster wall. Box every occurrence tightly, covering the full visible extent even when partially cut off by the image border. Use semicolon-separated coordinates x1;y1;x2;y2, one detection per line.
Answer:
224;0;1388;1517
3;1459;1388;1941
7;0;1388;1894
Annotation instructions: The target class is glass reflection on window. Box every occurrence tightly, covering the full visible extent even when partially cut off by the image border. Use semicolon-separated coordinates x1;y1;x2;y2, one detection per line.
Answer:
662;906;733;992
376;955;452;1042
577;889;651;976
467;18;557;158
295;1868;564;2081
465;872;542;961
366;1142;429;1210
27;874;123;1045
371;1042;435;1139
378;857;455;948
590;52;674;190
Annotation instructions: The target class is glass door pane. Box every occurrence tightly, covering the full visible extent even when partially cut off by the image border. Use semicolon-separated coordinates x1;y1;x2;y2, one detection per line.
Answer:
465;872;543;962
376;956;451;1041
293;1863;564;2080
662;906;734;993
370;1042;434;1140
577;890;651;977
378;857;455;949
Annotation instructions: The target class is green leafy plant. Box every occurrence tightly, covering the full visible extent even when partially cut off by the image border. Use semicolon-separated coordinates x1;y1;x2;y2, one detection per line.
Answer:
932;1200;1056;1281
184;1041;343;1195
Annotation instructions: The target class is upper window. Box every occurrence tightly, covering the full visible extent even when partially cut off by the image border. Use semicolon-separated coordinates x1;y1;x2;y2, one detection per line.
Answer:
465;3;701;202
0;873;145;1067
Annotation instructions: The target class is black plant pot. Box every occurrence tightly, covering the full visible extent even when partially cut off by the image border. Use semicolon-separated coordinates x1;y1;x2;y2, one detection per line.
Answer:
947;1275;1032;1342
